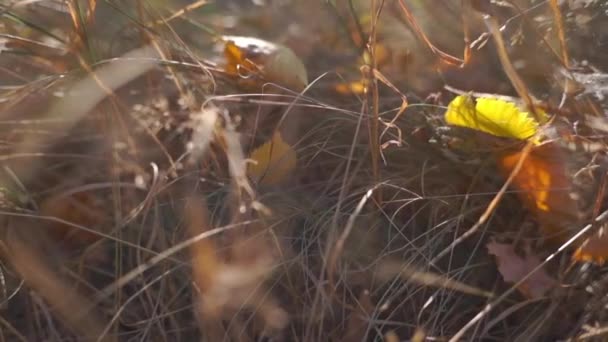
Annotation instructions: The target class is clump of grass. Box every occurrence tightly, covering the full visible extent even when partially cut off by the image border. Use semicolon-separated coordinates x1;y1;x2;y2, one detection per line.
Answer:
1;1;608;341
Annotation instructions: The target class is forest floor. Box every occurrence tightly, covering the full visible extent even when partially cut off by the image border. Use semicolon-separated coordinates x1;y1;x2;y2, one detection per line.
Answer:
1;0;608;341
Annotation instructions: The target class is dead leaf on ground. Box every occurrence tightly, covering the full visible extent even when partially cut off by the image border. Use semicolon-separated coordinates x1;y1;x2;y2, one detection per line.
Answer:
487;241;556;299
574;226;608;265
497;143;582;243
222;36;308;91
247;132;297;186
497;142;608;264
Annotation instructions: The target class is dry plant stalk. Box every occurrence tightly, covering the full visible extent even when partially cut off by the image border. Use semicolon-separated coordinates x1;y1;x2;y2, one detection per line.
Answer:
483;15;539;120
150;0;209;26
395;0;464;66
367;0;383;203
548;0;570;69
66;0;98;53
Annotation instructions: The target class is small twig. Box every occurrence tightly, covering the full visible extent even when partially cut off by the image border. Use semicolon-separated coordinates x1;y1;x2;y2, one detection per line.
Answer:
548;0;570;69
373;69;407;162
348;0;367;50
367;0;384;203
461;0;473;64
395;0;464;66
150;0;208;26
484;15;540;122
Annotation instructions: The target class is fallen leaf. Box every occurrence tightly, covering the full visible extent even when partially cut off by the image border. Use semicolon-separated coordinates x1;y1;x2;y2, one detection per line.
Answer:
222;36;308;91
223;40;247;76
445;95;608;263
445;95;548;141
497;143;580;241
498;149;554;212
487;241;556;299
574;226;608;265
497;143;607;257
247;132;297;186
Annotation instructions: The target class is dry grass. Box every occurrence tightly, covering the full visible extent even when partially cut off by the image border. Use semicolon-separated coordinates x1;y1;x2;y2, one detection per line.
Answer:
1;0;608;341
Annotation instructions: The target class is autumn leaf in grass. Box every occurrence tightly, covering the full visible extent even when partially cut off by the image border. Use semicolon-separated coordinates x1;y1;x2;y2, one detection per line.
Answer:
498;137;608;264
487;241;556;299
444;95;567;238
444;95;561;231
445;95;608;264
444;94;608;265
247;132;296;186
224;40;247;75
497;144;582;244
574;229;608;265
445;95;548;141
222;36;308;91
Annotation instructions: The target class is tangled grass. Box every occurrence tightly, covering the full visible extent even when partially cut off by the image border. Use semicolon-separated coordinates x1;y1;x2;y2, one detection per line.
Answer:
1;0;608;341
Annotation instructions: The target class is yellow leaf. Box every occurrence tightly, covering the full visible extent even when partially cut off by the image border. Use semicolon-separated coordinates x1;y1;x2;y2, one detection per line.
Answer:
247;132;297;186
222;36;309;91
445;95;548;141
223;40;246;75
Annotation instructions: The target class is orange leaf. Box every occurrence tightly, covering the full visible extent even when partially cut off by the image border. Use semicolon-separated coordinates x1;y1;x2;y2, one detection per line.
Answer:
222;36;308;91
573;229;608;265
497;143;608;264
223;40;246;76
497;143;580;244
